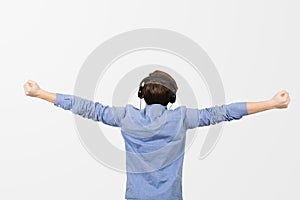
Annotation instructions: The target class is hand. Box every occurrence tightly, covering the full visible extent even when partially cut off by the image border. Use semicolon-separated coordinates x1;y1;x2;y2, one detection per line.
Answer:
23;80;41;97
271;90;290;109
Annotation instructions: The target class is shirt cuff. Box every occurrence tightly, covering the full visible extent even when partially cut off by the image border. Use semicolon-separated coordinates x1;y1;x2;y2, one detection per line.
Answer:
54;93;74;110
227;102;249;118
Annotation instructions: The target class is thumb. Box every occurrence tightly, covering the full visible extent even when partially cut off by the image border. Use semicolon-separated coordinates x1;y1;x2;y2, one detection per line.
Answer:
281;91;289;99
23;83;31;95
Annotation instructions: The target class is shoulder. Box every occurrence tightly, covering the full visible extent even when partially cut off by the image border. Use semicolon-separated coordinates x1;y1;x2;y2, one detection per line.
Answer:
166;105;190;118
111;104;139;117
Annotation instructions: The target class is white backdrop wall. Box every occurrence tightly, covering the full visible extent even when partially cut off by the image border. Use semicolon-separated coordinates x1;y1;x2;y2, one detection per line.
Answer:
0;0;299;199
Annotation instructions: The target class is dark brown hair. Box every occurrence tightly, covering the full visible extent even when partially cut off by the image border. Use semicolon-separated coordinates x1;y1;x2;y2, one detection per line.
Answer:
141;83;174;106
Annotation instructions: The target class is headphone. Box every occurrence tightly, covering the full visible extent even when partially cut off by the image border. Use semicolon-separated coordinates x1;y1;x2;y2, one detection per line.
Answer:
138;75;177;104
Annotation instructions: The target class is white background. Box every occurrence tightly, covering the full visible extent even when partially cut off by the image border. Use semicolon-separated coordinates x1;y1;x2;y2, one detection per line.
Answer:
1;0;299;199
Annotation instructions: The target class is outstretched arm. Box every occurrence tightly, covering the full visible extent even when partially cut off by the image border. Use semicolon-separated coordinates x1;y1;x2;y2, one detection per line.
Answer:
246;90;290;115
184;90;291;129
23;80;125;127
23;80;56;103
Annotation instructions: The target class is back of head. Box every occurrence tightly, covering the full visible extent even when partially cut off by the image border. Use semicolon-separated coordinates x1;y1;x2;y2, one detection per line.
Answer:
138;70;178;106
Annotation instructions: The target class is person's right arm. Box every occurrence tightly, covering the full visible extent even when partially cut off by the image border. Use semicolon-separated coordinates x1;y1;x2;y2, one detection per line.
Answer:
246;90;290;114
184;90;290;129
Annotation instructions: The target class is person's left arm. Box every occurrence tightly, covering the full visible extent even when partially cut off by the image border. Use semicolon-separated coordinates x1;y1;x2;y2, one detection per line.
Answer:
54;93;124;127
23;80;125;127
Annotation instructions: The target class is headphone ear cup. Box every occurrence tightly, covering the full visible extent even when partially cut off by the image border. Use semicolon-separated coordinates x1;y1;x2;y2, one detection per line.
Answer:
138;86;143;99
170;94;176;103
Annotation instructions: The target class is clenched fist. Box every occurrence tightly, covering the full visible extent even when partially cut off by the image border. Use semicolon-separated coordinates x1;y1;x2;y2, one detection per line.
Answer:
23;80;41;97
271;90;290;109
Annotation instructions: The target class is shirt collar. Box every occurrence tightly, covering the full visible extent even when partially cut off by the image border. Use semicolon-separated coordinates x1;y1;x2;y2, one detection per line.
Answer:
145;104;167;110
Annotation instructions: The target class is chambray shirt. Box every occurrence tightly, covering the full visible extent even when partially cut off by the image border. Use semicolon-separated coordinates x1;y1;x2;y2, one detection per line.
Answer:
54;93;248;200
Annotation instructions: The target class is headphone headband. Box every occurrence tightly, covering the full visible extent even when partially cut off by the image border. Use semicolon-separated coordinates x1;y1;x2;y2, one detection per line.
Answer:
139;74;177;94
138;70;177;104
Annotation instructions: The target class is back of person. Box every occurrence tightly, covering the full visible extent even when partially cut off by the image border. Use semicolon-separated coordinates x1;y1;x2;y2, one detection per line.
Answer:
115;70;187;199
120;104;188;200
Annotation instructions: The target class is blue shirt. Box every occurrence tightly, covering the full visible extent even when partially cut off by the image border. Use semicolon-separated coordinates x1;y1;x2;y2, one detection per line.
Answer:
54;93;248;200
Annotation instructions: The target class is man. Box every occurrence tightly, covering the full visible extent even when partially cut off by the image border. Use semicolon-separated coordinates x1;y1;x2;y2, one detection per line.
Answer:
23;70;290;200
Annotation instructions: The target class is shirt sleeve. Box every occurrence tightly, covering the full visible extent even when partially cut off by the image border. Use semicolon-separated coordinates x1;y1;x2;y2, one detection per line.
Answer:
54;93;126;127
184;102;248;129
